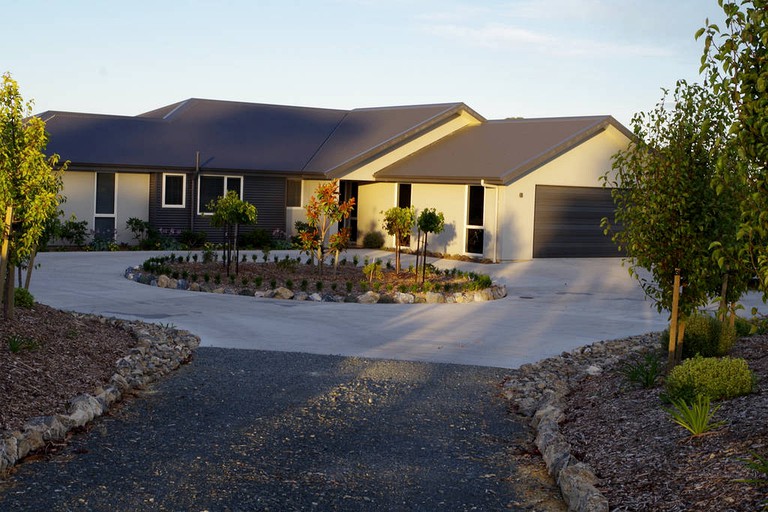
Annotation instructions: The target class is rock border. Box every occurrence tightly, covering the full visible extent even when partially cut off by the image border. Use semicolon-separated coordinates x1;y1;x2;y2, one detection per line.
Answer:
501;333;659;512
124;267;508;304
0;316;200;473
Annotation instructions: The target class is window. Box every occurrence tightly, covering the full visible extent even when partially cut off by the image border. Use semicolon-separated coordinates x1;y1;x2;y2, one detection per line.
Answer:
198;175;243;214
466;185;485;254
286;179;302;207
162;173;186;208
398;183;411;208
94;172;116;240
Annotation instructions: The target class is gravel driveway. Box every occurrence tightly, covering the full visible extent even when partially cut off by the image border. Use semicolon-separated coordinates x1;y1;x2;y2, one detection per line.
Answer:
0;348;523;511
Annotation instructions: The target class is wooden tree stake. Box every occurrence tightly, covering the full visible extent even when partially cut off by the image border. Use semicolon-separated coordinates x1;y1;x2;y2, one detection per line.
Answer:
667;269;681;370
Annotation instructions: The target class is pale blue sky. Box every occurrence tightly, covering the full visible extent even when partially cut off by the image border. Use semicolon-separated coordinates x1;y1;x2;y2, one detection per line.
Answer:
3;0;724;127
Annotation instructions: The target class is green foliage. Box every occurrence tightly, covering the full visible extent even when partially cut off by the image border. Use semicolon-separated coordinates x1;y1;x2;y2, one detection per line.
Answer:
207;190;258;275
382;206;415;273
665;355;754;402
240;228;272;249
126;217;150;242
6;333;39;353
660;313;737;359
664;394;726;438
276;257;297;272
699;2;768;299
602;80;744;320
13;287;34;308
58;215;88;247
363;260;383;283
362;230;385;249
620;353;663;388
738;451;768;487
179;230;207;248
300;180;355;276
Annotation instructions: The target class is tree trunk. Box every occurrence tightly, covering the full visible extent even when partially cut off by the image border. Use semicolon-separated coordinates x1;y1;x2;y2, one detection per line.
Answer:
421;235;429;284
674;319;687;364
0;205;13;311
234;223;240;275
718;271;729;322
24;249;36;290
667;270;682;370
395;237;401;274
3;264;15;321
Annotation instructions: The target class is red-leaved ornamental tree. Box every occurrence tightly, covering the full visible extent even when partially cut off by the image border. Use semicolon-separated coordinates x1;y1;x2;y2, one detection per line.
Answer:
299;180;355;276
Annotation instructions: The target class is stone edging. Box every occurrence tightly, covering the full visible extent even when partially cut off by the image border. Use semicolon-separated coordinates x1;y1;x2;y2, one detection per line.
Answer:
124;267;508;304
501;333;658;512
0;316;200;473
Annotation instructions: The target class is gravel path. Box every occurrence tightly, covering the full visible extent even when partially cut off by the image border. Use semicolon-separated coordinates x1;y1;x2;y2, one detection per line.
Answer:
0;348;523;511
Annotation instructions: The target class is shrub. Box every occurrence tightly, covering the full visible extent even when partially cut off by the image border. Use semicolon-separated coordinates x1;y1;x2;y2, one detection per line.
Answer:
59;217;89;247
240;228;272;249
660;312;736;359
6;334;39;353
362;231;385;249
14;288;34;308
665;355;754;402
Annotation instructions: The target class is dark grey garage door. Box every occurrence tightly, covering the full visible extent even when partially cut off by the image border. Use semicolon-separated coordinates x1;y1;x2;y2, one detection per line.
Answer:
533;185;621;258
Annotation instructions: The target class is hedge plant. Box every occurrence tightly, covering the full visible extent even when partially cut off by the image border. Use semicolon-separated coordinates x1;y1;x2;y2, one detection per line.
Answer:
665;355;754;402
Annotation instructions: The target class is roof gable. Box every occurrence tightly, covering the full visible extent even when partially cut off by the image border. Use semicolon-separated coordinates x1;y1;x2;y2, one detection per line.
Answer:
373;116;631;184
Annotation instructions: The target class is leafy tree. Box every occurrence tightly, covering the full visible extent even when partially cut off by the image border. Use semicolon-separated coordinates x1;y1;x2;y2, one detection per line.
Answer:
382;206;415;273
207;190;257;276
299;179;355;276
602;80;743;367
698;1;768;298
328;227;351;274
416;208;445;284
0;72;66;320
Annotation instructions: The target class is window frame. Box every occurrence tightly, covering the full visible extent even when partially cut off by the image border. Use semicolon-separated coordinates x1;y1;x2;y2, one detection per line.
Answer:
465;185;485;255
93;172;117;240
161;173;187;208
197;174;243;215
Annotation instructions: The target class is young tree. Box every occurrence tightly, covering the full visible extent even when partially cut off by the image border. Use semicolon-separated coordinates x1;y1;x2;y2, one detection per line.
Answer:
0;72;66;320
699;1;768;298
299;180;355;276
602;80;744;368
382;206;415;273
328;227;351;274
207;190;257;276
416;208;445;284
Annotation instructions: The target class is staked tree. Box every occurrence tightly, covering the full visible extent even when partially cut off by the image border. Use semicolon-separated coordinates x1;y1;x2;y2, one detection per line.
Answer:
382;206;415;274
207;190;257;276
416;208;445;284
602;80;745;368
0;72;66;320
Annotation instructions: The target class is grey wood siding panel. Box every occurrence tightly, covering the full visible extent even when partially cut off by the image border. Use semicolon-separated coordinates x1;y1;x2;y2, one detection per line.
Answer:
533;185;622;258
149;172;193;234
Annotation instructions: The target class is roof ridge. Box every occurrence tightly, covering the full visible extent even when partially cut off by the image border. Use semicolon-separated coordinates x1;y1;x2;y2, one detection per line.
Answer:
301;111;351;172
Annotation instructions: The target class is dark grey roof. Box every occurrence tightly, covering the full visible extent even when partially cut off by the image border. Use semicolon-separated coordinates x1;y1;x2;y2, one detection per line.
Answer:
40;99;350;172
304;103;483;175
373;116;632;185
39;99;481;175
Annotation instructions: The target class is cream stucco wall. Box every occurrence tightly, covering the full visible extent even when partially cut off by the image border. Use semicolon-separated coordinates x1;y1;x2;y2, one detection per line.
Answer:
410;184;468;255
59;171;149;245
498;125;628;260
356;182;397;245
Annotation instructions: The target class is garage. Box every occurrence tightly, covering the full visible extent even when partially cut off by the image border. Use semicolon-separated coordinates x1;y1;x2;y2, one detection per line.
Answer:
532;185;621;258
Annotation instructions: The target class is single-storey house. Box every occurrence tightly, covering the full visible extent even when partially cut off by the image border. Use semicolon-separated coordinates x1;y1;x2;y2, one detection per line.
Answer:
39;98;632;260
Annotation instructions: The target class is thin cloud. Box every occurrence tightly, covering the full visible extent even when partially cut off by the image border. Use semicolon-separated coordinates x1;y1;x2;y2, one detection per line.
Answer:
422;21;672;58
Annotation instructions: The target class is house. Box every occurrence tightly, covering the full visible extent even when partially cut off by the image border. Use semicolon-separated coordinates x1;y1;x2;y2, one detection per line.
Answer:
39;98;632;260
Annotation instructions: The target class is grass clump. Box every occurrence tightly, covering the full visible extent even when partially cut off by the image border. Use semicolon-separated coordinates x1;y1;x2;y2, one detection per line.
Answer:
664;394;726;438
620;353;663;388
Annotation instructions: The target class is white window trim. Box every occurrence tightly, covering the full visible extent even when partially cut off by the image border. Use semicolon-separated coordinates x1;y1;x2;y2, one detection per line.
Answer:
161;173;187;208
286;179;303;209
197;175;244;215
94;172;118;240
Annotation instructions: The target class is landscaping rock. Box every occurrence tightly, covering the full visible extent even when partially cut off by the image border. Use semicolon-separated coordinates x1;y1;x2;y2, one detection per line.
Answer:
293;292;308;301
309;293;323;302
157;275;171;288
357;291;380;304
188;282;201;292
273;287;295;300
426;291;445;304
393;292;415;304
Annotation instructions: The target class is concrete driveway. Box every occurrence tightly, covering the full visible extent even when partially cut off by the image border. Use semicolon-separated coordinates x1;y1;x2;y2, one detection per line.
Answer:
29;250;763;369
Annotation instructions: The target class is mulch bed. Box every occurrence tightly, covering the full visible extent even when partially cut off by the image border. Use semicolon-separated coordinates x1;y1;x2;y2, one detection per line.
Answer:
561;335;768;511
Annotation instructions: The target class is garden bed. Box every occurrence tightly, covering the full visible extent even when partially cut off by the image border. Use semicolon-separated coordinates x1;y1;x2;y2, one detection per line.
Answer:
125;254;507;304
